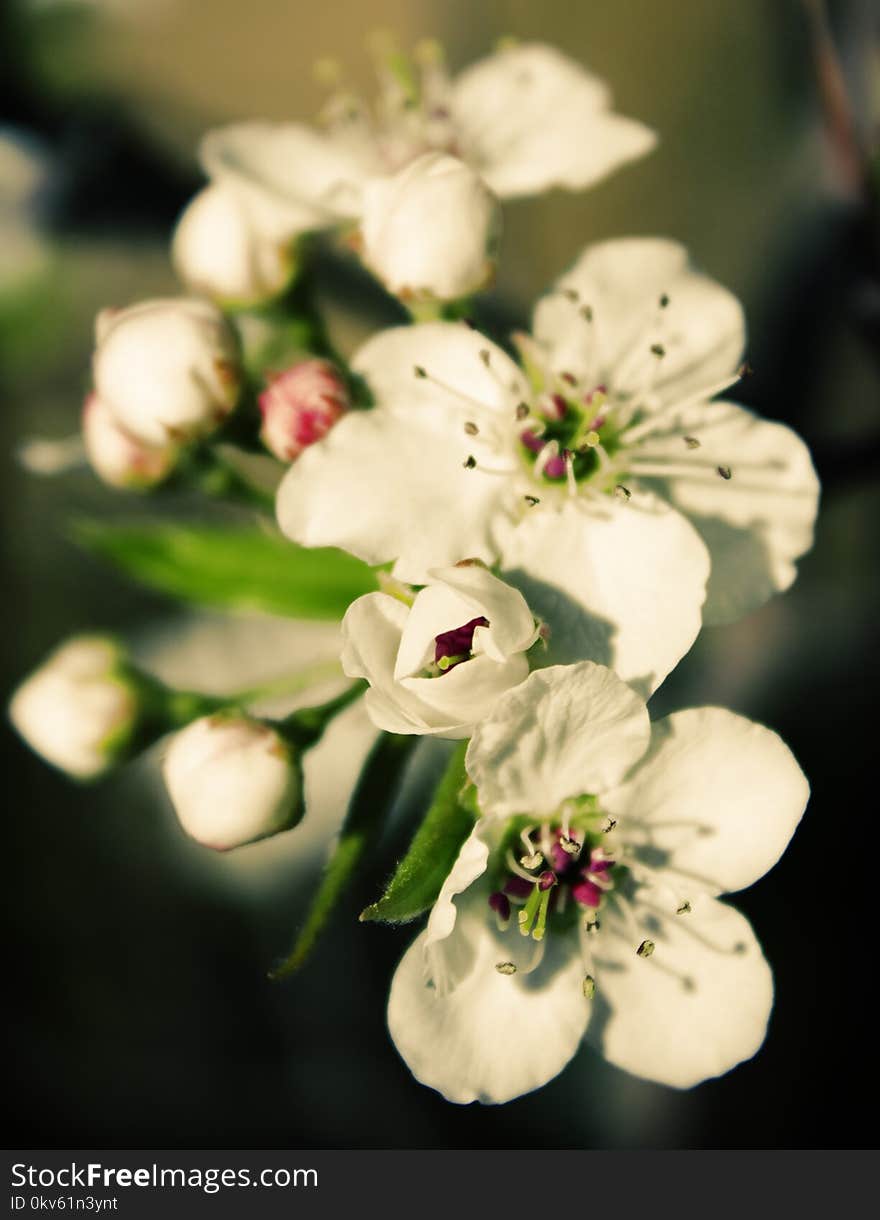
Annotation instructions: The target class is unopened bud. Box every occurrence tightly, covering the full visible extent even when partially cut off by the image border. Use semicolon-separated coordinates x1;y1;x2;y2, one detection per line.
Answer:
360;152;501;302
9;636;140;780
92;297;241;447
258;359;350;462
172;183;297;307
82;393;177;490
162;713;303;851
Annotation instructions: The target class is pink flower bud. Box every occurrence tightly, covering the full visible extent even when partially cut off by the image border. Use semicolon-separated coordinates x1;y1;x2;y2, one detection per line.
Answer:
258;360;349;462
82;393;176;490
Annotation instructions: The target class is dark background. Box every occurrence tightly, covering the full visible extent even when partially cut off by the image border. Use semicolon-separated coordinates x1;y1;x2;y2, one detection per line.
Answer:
2;0;878;1148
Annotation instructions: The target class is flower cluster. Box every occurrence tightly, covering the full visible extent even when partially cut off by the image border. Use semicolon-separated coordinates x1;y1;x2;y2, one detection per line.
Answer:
10;35;818;1107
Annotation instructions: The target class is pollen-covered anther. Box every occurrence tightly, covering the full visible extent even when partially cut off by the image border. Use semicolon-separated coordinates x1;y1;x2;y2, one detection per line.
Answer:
602;817;617;833
650;343;666;359
463;454;477;469
614;484;632;501
519;851;544;870
413;365;427;379
637;939;656;958
524;494;540;507
464;421;479;436
582;974;596;999
559;835;581;856
495;961;517;975
717;465;732;480
676;900;692;914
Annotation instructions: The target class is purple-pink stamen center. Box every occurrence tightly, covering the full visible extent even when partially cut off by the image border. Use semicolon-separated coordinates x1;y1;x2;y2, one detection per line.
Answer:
434;616;488;667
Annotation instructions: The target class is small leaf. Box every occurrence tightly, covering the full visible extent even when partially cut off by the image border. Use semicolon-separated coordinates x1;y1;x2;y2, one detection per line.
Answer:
269;732;415;979
360;740;476;925
73;521;377;619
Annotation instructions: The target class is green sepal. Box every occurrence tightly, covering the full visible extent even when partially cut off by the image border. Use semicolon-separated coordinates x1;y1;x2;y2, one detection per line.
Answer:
359;740;476;925
269;732;416;979
73;520;377;618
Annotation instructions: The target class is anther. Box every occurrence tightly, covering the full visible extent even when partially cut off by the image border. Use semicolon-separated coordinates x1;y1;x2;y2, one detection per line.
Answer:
560;371;578;386
585;917;601;934
519;851;543;870
614;484;632;501
414;365;427;379
464;421;479;436
495;961;517;975
676;901;692;914
463;455;477;469
515;402;530;421
561;288;579;302
716;465;732;480
684;435;700;449
602;817;617;833
479;349;491;367
659;293;670;308
637;939;655;958
582;975;596;999
524;494;540;507
580;305;593;322
650;343;666;359
559;836;581;856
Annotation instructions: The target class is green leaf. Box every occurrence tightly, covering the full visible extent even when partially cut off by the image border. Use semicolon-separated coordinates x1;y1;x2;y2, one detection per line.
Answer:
360;740;476;925
269;732;416;979
73;521;377;619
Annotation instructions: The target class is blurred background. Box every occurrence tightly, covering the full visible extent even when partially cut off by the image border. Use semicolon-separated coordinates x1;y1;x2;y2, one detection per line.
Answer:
2;0;879;1149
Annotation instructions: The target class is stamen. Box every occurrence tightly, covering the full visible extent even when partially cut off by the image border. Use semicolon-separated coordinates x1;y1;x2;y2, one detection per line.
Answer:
495;961;517;975
582;974;596;999
637;939;656;958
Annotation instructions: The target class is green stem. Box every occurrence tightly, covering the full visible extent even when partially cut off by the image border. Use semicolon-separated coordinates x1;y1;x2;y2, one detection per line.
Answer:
187;448;276;513
278;679;367;748
269;731;416;980
232;658;344;706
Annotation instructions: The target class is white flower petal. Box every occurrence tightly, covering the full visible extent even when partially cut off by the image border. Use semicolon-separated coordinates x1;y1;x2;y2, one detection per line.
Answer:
199;121;367;230
631;400;820;623
605;708;809;896
428;564;538;661
452;43;655;199
388;898;588;1104
533;238;745;405
393;583;477;680
340;592;408;689
466;662;650;817
276;407;506;582
399;653;530;738
498;494;709;693
589;896;773;1088
352;321;528;420
424;821;493;990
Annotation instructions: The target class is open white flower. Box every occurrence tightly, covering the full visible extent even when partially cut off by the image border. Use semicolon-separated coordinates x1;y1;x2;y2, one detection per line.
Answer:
341;563;538;738
197;40;654;300
387;662;809;1103
278;238;819;625
9;636;139;780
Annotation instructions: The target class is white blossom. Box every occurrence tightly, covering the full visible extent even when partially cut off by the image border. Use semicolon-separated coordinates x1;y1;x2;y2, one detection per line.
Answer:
162;713;302;851
82;392;177;490
341;564;538;738
388;662;809;1103
278;238;819;627
9;637;139;780
196;41;654;301
172;182;298;306
92;297;241;447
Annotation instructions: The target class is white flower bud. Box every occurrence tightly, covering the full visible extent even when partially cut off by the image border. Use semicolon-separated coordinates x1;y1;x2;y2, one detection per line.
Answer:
341;564;538;738
92;297;241;447
9;636;139;780
360;153;501;302
172;183;297;307
258;359;350;462
82;392;177;490
162;713;302;850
